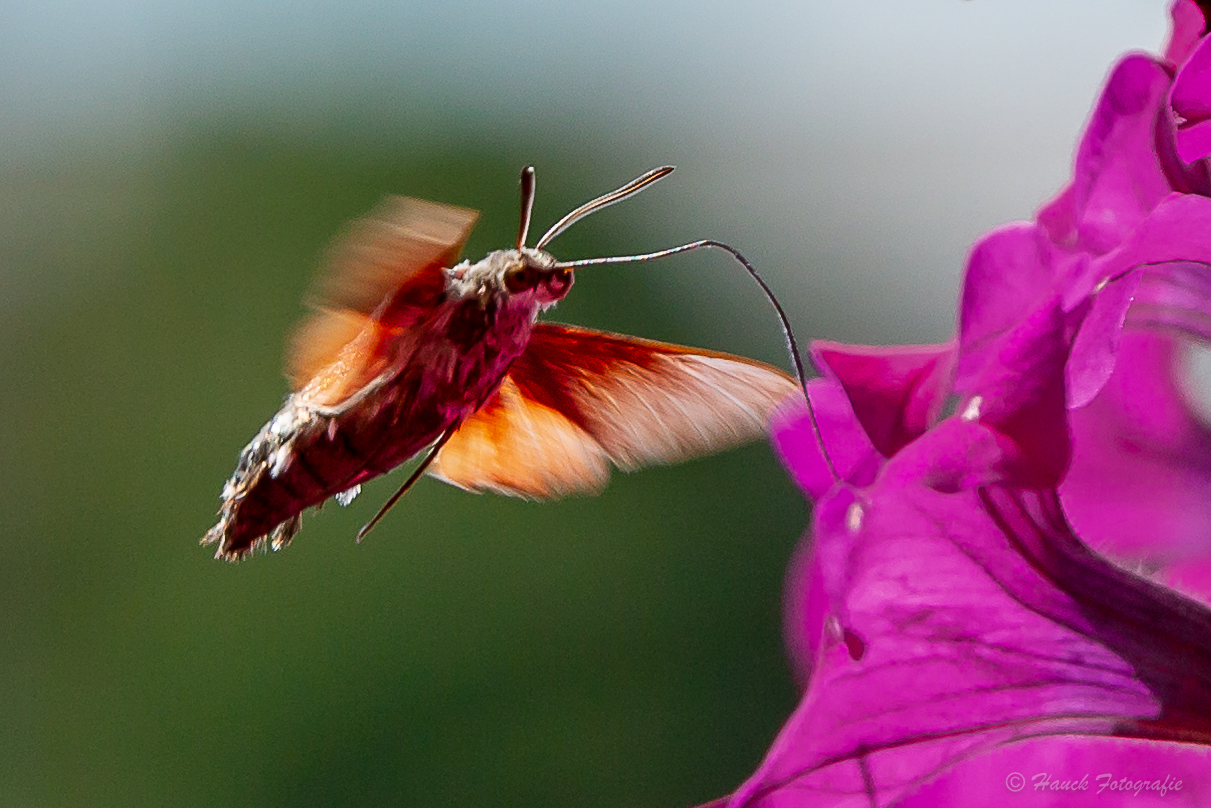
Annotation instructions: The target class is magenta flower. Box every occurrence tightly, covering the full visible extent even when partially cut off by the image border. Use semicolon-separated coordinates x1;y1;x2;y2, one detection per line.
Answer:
724;328;1211;807
962;0;1211;566
704;3;1211;805
956;0;1211;573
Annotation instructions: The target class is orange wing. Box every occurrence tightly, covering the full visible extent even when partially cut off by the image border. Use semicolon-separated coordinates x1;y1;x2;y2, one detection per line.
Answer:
287;197;479;408
429;323;799;498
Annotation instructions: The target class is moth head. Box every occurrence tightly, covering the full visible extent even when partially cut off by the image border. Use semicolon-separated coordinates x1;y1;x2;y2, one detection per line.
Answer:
502;249;573;305
492;164;675;309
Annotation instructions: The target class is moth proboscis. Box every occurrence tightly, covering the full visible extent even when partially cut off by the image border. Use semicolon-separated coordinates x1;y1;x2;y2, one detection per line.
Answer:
203;166;808;561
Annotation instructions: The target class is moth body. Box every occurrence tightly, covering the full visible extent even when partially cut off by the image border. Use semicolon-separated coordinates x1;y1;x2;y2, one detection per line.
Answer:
203;168;798;562
206;247;574;558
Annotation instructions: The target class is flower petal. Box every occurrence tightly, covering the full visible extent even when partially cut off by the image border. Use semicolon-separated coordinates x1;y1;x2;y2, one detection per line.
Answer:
770;381;882;501
1173;35;1211;163
723;459;1211;807
957;298;1072;489
1039;56;1179;255
1094;193;1211;282
1061;331;1211;563
958;224;1065;382
1063;193;1211;405
782;534;831;688
812;341;954;459
1066;270;1141;408
1164;0;1207;67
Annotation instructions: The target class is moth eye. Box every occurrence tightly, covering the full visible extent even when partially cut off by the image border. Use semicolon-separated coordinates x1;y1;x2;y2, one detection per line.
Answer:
546;268;572;295
505;265;541;293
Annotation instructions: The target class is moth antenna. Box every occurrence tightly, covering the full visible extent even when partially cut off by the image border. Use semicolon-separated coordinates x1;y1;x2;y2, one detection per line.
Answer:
357;428;454;542
535;166;674;251
555;239;839;482
517;166;536;250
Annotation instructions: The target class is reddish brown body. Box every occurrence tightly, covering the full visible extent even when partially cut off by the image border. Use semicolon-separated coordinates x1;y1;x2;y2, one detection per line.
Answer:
213;285;541;554
204;171;797;561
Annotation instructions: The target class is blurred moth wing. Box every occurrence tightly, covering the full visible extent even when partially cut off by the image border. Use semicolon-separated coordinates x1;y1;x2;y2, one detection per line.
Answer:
203;197;479;559
287;197;479;407
431;323;797;498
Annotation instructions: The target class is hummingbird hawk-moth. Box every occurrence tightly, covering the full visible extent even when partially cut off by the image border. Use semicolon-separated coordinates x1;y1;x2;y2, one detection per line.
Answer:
204;166;800;561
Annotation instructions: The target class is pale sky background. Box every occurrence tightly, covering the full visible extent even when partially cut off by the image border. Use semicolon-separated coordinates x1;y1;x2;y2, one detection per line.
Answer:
1;0;1173;342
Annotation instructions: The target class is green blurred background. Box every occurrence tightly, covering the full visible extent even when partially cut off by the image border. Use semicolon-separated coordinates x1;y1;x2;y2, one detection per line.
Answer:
0;2;1171;806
